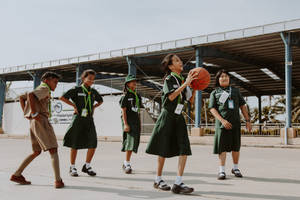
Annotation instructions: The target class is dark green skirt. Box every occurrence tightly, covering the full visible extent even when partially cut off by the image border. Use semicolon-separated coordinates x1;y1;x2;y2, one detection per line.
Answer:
146;109;192;158
214;121;241;154
121;119;141;153
63;115;97;149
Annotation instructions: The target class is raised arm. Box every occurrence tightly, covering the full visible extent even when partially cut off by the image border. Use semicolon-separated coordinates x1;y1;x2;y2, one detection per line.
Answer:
168;70;198;102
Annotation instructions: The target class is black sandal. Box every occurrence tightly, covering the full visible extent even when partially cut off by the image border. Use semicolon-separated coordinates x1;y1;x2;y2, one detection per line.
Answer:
82;164;96;176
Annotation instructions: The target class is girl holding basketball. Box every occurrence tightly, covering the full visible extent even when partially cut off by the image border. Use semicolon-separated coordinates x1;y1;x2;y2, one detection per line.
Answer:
146;53;198;194
208;69;251;180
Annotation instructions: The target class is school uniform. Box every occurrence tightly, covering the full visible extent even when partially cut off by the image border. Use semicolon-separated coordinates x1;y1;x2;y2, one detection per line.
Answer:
119;90;142;153
208;86;246;154
22;83;58;151
62;85;103;149
14;82;64;188
146;73;192;158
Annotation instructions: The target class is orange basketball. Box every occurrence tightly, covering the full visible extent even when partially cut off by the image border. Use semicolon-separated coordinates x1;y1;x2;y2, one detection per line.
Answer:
190;67;210;90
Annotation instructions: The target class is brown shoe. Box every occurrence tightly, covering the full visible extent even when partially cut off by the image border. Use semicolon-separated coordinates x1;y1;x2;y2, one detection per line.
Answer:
55;179;65;188
10;175;31;185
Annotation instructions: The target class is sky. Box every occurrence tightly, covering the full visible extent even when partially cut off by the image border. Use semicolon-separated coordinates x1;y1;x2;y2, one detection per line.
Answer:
1;0;299;121
1;0;300;67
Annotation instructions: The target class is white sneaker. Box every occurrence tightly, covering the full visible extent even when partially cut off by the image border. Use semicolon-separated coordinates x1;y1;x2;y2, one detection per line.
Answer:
69;167;78;177
122;164;132;174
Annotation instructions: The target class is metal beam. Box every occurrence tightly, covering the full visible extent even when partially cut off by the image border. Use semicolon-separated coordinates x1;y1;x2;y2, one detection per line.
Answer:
140;80;162;91
290;32;300;47
205;65;263;97
134;47;195;58
195;47;203;128
134;57;161;66
202;46;300;91
95;72;162;103
126;57;136;76
281;32;293;145
258;95;262;135
0;78;6;133
28;71;43;89
76;64;84;86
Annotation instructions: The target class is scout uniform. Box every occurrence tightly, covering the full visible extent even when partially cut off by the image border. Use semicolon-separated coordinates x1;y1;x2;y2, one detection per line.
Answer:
208;86;246;154
120;76;143;153
62;85;103;149
146;72;191;158
22;83;58;151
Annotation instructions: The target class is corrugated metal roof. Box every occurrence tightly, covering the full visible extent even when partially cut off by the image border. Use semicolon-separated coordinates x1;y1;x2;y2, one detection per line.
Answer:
1;18;300;99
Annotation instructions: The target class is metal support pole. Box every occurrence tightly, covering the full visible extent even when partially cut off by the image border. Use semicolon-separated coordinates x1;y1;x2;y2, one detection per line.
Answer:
258;95;262;135
76;65;84;86
28;71;42;89
33;74;41;89
195;47;203;128
281;32;293;145
126;57;137;76
0;79;6;133
188;101;191;126
204;98;208;128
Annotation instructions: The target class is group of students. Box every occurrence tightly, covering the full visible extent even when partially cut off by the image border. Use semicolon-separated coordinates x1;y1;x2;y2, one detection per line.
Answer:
9;53;251;195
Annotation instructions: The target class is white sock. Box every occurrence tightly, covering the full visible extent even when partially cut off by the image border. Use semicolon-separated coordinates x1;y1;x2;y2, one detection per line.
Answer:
70;164;75;169
219;166;225;173
85;162;91;168
124;161;130;166
233;164;239;170
155;176;162;183
175;176;182;185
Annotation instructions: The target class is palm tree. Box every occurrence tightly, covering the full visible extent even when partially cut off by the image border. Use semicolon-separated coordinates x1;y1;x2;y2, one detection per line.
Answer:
250;105;281;124
273;95;300;123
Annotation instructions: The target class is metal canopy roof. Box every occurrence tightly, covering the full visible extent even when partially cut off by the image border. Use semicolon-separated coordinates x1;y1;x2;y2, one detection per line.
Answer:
2;18;300;100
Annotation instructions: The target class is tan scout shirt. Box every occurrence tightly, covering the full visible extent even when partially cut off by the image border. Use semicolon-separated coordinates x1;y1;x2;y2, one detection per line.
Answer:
21;85;51;119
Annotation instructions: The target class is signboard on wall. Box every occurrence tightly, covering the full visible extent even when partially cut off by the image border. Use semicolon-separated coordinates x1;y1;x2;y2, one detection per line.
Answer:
49;100;74;124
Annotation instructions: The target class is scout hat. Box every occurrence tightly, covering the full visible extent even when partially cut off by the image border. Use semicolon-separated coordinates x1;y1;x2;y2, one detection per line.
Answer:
125;74;137;85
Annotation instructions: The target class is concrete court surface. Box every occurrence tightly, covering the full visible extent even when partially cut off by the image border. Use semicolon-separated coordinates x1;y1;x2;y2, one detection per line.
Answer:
1;138;300;200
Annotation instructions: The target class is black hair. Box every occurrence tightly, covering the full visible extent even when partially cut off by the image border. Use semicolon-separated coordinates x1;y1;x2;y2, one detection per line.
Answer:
215;69;231;87
123;79;137;94
81;69;96;81
41;72;61;81
123;83;129;93
161;53;176;80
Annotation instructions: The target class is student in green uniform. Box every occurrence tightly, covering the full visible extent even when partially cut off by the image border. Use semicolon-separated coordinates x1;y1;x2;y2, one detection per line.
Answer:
208;69;252;180
119;75;143;174
60;69;103;177
146;53;198;194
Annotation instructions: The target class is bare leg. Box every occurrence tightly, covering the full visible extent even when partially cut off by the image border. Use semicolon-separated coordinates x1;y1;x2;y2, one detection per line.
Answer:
157;156;166;176
14;151;41;176
70;149;77;165
219;152;226;166
49;148;61;181
126;151;132;162
86;148;96;163
232;151;240;165
177;155;187;176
